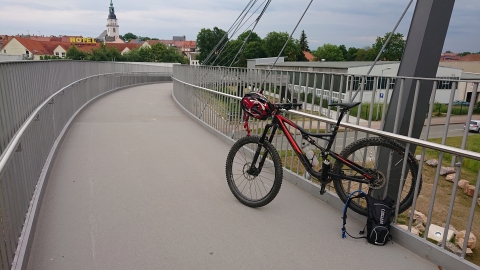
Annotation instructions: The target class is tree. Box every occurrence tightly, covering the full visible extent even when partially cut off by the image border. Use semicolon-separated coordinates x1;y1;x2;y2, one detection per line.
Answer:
66;45;87;60
338;45;348;61
237;30;262;43
299;30;310;52
122;32;138;42
355;47;377;61
371;32;406;61
196;27;228;64
263;31;304;61
345;47;359;61
312;44;344;61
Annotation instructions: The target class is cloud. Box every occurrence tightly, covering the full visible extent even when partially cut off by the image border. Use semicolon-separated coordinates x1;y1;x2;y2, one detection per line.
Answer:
0;0;478;52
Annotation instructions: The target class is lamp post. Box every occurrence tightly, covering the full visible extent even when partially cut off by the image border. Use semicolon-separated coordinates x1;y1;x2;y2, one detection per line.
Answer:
377;67;391;120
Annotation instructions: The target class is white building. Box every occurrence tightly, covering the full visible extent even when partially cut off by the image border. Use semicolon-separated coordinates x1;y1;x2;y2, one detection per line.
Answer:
98;0;123;43
254;61;468;104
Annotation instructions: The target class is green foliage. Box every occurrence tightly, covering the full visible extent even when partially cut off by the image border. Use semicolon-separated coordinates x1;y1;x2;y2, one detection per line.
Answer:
338;45;348;60
299;30;310;52
237;30;262;43
90;44;122;61
263;31;304;61
40;55;63;60
66;45;88;60
122;32;138;42
345;47;359;61
355;47;376;61
433;102;480;116
312;43;344;61
371;32;406;61
122;44;188;64
196;27;228;64
426;136;480;178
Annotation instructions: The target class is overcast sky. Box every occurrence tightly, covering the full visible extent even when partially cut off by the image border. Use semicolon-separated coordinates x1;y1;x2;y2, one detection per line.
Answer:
1;0;478;53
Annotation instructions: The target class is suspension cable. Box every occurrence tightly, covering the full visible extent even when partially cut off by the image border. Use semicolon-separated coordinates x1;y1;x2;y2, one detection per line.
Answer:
229;0;273;67
259;0;314;94
209;0;270;66
350;0;414;101
202;0;260;65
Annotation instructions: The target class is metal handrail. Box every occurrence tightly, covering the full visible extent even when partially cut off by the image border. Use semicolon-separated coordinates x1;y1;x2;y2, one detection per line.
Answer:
0;72;170;178
172;76;480;161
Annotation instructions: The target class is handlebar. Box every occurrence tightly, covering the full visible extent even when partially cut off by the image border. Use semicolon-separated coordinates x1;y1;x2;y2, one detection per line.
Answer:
275;103;303;111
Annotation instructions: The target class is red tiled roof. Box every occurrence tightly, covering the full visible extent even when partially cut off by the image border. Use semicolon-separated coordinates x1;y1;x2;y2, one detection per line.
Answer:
146;40;162;46
3;37;50;55
303;51;314;62
459;54;480;61
106;43;141;51
74;43;101;53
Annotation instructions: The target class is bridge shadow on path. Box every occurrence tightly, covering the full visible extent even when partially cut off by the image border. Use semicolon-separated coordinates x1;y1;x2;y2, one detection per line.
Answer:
27;83;436;270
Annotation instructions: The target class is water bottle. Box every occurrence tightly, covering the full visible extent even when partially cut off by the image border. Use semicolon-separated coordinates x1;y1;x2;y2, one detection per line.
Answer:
302;142;319;167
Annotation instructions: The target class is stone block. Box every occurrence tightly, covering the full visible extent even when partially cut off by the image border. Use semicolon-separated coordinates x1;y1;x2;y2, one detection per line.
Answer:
440;166;455;176
456;230;476;249
445;173;455;182
407;210;428;225
464;185;475;197
426;159;438;166
398;224;419;236
427;224;454;243
458;179;469;189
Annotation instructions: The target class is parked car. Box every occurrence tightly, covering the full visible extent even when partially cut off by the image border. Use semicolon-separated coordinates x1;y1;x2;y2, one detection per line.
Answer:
453;100;470;106
468;120;480;133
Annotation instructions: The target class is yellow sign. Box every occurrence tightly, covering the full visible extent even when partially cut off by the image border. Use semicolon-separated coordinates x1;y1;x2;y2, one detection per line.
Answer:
70;37;97;44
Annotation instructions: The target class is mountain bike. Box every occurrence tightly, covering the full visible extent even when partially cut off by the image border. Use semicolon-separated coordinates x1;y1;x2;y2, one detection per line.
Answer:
225;99;421;216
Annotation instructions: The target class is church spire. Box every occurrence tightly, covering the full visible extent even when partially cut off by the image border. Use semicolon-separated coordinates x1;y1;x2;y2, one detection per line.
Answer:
108;0;116;19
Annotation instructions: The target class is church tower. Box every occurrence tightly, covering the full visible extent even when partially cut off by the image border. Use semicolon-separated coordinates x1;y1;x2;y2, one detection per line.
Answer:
106;0;119;38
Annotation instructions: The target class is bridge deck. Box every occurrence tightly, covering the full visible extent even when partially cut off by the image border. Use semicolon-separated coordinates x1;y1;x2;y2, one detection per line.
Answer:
27;83;436;270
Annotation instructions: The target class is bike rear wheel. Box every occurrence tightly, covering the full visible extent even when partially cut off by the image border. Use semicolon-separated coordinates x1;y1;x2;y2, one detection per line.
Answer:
225;136;283;208
333;137;421;216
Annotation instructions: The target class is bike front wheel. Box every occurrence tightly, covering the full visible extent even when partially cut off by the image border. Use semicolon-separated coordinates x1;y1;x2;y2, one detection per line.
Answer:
333;137;421;216
225;136;283;208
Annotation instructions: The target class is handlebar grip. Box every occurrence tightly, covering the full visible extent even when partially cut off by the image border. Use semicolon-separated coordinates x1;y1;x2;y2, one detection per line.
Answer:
292;103;302;109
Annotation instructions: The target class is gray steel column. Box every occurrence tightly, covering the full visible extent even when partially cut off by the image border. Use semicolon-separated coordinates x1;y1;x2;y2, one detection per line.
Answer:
384;0;455;137
380;0;455;200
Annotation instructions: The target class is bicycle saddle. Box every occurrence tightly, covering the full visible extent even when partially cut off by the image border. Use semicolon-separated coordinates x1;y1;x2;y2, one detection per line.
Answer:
328;102;361;110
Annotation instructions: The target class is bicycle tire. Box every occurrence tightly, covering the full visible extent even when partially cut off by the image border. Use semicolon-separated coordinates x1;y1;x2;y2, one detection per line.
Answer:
225;136;283;208
333;137;421;216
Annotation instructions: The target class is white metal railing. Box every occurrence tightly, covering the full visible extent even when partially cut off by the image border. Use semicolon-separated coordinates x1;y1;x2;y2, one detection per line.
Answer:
172;64;480;270
0;60;173;270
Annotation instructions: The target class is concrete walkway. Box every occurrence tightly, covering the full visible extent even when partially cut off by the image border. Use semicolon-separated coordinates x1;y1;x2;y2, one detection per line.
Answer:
27;83;437;270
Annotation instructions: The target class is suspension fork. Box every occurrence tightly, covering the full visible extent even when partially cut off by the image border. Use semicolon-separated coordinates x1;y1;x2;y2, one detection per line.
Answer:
248;123;277;175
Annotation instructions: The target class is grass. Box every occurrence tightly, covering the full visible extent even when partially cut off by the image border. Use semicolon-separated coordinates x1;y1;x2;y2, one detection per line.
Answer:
417;134;480;183
410;134;480;265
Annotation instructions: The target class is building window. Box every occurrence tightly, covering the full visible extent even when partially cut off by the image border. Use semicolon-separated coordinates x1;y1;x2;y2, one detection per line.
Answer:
436;77;458;89
62;52;66;57
352;76;374;90
113;28;116;33
3;49;5;53
378;78;396;89
55;52;59;56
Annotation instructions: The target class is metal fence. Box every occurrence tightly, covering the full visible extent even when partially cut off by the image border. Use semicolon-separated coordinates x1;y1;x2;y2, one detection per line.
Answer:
172;64;480;270
0;60;172;270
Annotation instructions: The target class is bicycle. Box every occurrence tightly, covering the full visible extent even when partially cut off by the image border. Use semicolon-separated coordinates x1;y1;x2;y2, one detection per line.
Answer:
225;92;421;216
